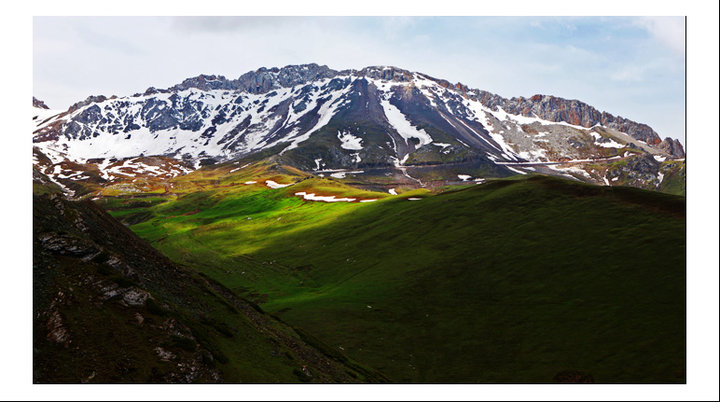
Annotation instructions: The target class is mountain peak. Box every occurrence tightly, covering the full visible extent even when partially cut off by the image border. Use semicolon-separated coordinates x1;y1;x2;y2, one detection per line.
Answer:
33;97;49;109
356;65;414;82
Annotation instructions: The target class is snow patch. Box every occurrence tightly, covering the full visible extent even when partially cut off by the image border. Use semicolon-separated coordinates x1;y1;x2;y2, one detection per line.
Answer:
265;180;293;189
330;170;364;179
548;164;592;179
294;192;356;203
380;99;433;148
506;166;527;175
337;130;363;150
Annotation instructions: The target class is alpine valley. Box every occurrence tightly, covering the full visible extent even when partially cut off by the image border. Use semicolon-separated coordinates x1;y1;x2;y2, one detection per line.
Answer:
33;64;686;383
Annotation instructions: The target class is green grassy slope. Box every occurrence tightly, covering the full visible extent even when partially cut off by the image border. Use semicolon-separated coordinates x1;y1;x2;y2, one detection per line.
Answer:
103;172;686;383
33;178;385;383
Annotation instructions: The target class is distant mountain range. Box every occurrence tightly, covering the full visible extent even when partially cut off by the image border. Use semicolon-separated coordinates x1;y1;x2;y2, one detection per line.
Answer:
33;63;685;196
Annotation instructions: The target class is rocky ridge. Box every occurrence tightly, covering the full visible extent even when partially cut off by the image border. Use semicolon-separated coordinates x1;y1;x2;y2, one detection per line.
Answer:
32;64;685;195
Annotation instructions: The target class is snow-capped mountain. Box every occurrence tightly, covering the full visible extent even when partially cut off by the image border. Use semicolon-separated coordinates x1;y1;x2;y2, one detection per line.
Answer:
33;63;685;194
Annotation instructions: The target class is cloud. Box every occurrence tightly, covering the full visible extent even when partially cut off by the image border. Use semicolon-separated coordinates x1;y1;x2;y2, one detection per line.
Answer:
634;17;685;56
171;16;298;33
610;62;658;82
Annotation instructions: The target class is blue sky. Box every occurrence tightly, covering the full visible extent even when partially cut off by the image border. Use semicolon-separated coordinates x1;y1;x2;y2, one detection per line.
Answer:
34;16;685;142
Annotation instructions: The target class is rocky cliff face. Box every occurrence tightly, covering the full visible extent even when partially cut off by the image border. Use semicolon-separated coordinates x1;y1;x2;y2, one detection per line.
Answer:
658;137;686;158
496;94;663;145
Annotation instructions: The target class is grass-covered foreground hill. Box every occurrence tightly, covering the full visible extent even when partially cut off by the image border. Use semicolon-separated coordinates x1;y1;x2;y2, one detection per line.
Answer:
99;161;686;383
33;175;386;383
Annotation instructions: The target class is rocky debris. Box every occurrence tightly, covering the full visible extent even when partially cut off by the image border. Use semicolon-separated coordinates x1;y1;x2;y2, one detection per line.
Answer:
154;347;176;361
122;288;152;307
105;255;141;282
96;280;152;307
160;317;195;339
659;137;685;158
626;153;661;175
163;360;221;384
134;313;145;326
33;97;50;109
49;193;65;214
99;282;124;301
46;310;70;346
37;232;98;257
72;215;88;232
605;153;663;188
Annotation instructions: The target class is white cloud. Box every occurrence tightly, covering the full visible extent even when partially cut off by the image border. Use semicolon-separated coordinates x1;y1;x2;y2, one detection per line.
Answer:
634;17;685;56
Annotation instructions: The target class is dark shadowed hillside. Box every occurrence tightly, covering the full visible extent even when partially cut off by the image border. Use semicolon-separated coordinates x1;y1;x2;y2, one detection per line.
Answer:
33;172;386;383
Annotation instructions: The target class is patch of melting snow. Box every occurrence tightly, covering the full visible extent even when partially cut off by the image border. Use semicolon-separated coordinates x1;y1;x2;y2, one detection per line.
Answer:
337;130;363;150
657;172;665;186
506;166;527;175
294;191;356;203
407;197;422;201
457;174;471;181
244;181;257;185
380;99;433;148
548;164;592;179
330;170;364;179
359;199;378;203
265;180;293;189
517;148;548;162
388;188;398;195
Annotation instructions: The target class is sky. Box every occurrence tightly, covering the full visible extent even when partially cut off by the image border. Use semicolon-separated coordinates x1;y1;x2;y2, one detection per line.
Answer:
33;16;686;142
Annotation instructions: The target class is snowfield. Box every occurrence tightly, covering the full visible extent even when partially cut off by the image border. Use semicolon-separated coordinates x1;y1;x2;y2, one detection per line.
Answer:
265;180;293;189
380;99;433;149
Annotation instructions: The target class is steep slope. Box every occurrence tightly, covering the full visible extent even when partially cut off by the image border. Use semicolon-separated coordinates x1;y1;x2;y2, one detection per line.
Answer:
32;64;685;194
33;174;386;383
101;166;686;383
